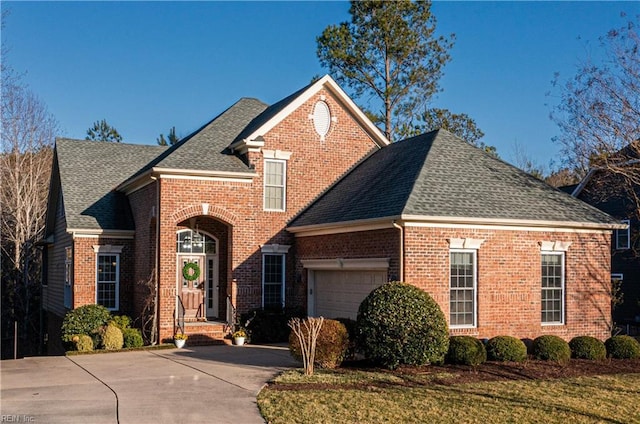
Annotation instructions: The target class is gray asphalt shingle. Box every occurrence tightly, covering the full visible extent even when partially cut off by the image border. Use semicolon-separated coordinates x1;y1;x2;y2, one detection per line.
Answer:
55;138;167;230
290;129;620;228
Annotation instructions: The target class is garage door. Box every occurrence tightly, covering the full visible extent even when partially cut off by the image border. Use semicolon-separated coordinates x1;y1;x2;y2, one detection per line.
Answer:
312;270;387;320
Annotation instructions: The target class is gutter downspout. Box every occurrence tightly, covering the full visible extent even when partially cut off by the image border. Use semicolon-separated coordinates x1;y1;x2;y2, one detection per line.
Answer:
151;175;160;345
392;220;404;282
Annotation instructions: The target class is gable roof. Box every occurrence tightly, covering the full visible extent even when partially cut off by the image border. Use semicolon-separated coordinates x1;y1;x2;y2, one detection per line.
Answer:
51;138;167;232
289;130;623;232
228;75;389;153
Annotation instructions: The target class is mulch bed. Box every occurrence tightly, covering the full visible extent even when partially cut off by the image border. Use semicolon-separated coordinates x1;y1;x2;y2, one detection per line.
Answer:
267;358;640;391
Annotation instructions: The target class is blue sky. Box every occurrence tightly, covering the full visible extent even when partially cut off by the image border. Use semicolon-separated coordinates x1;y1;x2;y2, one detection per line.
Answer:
3;1;637;168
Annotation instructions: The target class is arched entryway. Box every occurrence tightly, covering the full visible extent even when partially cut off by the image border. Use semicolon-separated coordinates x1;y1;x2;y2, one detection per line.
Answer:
176;216;230;321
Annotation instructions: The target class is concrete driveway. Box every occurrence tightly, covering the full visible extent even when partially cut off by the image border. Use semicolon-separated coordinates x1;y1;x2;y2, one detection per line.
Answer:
1;344;298;424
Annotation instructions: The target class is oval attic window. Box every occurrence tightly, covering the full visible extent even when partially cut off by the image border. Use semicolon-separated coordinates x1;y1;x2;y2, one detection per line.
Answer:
312;101;331;139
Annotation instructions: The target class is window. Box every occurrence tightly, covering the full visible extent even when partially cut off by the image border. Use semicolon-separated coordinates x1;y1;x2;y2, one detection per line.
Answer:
263;254;285;309
64;247;72;309
97;254;119;311
616;220;630;250
541;252;564;324
176;229;216;254
264;159;286;211
450;250;476;327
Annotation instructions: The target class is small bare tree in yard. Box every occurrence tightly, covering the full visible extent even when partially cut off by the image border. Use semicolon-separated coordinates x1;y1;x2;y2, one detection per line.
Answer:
288;317;324;376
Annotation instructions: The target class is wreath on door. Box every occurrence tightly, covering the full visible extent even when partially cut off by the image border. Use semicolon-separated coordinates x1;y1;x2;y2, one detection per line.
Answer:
182;262;201;281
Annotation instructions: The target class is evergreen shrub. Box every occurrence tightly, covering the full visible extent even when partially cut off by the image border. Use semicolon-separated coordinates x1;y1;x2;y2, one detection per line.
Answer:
486;336;528;362
569;336;606;360
289;319;349;369
532;335;571;363
446;336;487;366
356;282;449;369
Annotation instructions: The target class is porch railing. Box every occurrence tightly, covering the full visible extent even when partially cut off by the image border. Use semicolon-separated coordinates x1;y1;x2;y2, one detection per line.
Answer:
225;295;236;333
176;295;185;335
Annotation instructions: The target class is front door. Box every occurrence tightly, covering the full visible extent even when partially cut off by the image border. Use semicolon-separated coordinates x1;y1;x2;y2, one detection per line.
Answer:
178;255;204;320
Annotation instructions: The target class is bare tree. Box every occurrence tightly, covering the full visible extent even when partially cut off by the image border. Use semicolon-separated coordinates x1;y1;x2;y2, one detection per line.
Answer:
288;317;324;376
1;73;57;269
551;14;640;211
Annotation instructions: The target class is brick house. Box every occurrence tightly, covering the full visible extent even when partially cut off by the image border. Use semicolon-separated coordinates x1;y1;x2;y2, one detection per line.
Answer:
567;159;640;329
42;76;623;352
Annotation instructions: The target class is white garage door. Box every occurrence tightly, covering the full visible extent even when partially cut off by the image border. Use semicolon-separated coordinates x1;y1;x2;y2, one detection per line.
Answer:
312;270;387;320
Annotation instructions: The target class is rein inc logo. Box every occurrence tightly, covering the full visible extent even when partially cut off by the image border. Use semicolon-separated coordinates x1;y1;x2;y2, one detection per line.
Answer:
1;416;35;423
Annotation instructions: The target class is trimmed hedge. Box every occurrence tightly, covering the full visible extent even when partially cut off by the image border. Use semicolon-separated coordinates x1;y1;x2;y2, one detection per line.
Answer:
446;336;487;366
61;304;111;348
289;319;349;369
605;335;640;359
569;336;606;360
123;328;144;348
73;334;94;352
102;323;124;350
357;282;449;369
532;335;571;363
486;336;528;362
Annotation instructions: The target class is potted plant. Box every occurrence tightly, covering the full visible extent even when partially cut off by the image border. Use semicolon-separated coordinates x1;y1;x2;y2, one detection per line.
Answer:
232;328;247;346
174;333;188;348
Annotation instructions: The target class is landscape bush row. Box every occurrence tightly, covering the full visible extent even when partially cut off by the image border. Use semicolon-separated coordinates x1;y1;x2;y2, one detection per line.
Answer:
286;282;640;370
62;304;144;352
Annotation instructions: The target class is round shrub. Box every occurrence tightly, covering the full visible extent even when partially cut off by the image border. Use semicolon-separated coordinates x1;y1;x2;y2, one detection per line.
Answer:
289;319;349;369
605;335;640;359
446;336;487;366
61;304;111;345
569;336;606;360
356;282;449;369
110;315;131;331
241;307;305;343
102;323;124;350
123;328;144;348
72;334;94;352
335;317;358;360
532;335;571;362
486;336;528;362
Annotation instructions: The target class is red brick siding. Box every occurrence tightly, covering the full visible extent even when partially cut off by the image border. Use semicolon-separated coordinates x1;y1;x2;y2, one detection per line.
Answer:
71;237;134;315
44;197;72;318
150;88;380;341
296;226;612;341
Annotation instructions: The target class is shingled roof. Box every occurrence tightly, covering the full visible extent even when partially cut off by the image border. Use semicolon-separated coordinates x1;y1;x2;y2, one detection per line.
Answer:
53;138;167;231
289;130;622;230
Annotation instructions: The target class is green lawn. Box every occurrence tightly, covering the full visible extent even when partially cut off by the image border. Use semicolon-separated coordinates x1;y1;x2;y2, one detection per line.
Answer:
258;369;640;423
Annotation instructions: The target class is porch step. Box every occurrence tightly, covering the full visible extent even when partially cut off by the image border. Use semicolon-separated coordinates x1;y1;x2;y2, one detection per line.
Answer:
183;321;229;346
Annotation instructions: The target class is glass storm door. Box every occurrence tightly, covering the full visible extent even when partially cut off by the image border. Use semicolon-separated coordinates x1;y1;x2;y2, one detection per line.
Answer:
206;255;219;318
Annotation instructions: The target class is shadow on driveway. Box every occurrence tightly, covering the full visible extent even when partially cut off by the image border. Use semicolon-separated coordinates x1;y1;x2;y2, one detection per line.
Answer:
1;344;299;424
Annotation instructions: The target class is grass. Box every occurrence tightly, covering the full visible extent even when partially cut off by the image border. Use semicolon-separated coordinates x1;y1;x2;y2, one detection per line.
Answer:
258;369;640;423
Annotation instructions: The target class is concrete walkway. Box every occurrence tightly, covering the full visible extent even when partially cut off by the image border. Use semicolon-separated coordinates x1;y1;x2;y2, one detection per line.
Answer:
1;344;298;424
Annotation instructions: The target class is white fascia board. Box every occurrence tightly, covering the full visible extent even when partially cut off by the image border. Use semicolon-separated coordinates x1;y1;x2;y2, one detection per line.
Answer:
288;217;398;237
301;257;390;271
289;214;624;237
118;167;256;194
400;215;626;231
68;229;135;239
231;75;389;153
571;168;597;197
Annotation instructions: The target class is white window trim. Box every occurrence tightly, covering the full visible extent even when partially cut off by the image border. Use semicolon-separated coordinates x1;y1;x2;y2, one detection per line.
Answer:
64;246;73;309
616;220;630;250
449;249;478;329
262;253;286;309
611;273;624;281
263;158;287;212
96;252;120;311
541;251;565;326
